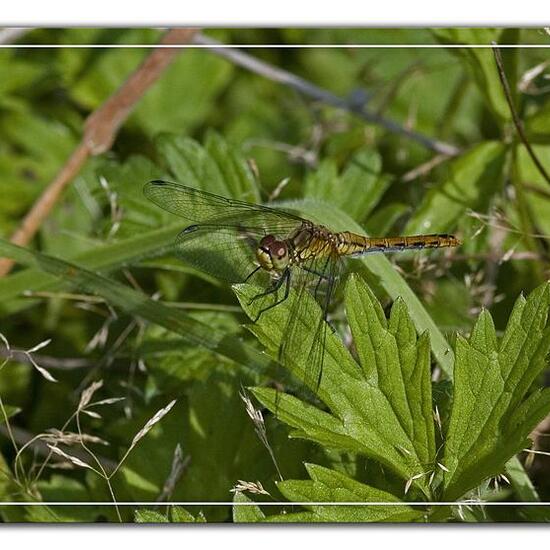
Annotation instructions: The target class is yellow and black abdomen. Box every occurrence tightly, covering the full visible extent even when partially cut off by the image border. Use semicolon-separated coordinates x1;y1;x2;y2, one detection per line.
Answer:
336;232;460;256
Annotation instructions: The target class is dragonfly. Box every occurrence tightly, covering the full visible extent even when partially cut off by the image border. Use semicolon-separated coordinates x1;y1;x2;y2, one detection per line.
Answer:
144;179;460;392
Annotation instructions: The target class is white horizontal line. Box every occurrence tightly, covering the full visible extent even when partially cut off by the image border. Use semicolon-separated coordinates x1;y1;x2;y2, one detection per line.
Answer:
0;501;549;506
0;44;549;49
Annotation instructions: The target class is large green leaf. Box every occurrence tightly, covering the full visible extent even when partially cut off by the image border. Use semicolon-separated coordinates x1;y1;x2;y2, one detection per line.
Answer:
237;275;438;498
442;282;550;500
269;464;425;523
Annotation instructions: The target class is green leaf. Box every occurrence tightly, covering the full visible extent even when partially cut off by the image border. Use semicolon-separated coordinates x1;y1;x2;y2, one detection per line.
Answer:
232;492;266;523
516;144;550;238
364;203;410;236
134;509;170;523
239;274;438;498
304;148;390;223
176;372;280;506
170;505;206;523
346;277;436;466
432;29;513;123
157;132;260;203
525;99;550;144
23;505;62;523
442;282;550;500
505;456;540;503
404;141;506;235
270;464;424;522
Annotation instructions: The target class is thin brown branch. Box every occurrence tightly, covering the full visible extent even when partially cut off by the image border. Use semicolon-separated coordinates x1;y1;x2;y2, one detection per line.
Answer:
492;42;550;187
0;27;199;277
194;33;462;158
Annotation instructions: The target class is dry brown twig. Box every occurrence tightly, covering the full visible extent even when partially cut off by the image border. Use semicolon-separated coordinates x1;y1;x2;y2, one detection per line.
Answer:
0;27;199;277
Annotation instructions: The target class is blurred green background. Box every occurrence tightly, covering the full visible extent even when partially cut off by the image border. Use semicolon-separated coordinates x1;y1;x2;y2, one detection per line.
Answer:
1;28;550;522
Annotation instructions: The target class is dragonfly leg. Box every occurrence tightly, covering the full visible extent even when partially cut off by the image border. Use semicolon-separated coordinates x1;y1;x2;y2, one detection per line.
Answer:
242;265;261;283
302;265;333;280
251;269;291;323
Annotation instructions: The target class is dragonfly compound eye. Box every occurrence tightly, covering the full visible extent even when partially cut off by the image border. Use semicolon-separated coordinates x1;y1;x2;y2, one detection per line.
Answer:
257;235;289;271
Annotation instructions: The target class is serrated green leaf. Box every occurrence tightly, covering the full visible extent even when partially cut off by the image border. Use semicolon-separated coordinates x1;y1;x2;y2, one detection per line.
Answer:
232;492;266;523
134;509;170;523
348;280;436;464
442;282;550;500
170;505;205;523
271;464;424;522
238;274;437;498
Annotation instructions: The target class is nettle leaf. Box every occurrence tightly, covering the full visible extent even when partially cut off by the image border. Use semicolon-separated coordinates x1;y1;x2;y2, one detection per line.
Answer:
235;274;437;498
269;464;424;523
442;282;550;500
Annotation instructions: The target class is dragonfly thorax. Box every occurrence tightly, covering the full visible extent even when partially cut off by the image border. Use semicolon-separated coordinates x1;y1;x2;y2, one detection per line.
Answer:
256;235;290;272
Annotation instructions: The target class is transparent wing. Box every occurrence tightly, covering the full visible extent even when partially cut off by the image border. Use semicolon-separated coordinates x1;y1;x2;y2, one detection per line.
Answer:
144;180;305;236
173;224;269;283
279;246;343;393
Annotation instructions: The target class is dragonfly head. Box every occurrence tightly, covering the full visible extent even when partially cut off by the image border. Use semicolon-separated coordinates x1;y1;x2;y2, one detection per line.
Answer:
256;235;289;272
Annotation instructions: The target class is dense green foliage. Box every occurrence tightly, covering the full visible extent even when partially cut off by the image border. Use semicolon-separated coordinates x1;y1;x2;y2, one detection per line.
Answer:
1;28;550;523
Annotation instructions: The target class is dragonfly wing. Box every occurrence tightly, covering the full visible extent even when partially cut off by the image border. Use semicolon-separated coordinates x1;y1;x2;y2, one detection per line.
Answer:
279;250;343;393
144;180;304;236
174;224;268;283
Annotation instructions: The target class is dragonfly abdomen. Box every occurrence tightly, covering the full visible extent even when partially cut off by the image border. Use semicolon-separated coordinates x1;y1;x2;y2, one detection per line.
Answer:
336;232;460;256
